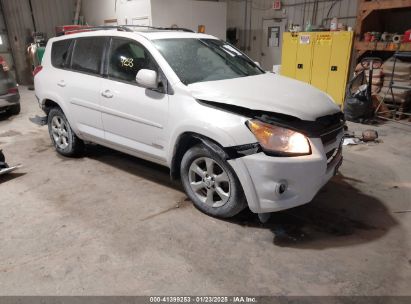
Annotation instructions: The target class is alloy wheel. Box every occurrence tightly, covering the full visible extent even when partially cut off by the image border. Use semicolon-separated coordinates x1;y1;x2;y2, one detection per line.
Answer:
51;116;69;150
188;157;231;208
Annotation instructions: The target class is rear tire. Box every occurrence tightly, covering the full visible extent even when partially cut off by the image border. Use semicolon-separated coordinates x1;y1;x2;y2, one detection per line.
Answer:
180;143;247;218
48;107;84;157
8;103;20;115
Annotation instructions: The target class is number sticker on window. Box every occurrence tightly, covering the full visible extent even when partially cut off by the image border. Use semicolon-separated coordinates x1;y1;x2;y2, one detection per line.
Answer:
120;57;134;68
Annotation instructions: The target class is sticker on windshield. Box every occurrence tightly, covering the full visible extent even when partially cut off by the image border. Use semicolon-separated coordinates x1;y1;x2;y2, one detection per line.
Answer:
222;45;242;57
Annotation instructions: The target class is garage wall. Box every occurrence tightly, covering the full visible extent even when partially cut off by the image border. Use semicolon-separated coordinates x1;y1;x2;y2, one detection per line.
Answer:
0;2;16;79
81;0;227;39
227;0;358;61
151;0;227;39
31;0;76;39
1;0;76;84
81;0;152;26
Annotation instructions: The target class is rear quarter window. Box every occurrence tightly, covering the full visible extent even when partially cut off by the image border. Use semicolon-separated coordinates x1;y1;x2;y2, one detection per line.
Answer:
71;37;106;75
51;39;72;68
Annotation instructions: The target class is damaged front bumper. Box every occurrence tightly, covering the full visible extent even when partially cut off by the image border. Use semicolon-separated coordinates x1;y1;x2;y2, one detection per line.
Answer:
228;132;344;214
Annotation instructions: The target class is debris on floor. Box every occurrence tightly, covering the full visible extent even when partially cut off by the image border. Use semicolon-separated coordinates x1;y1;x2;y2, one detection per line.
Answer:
29;115;47;126
0;150;22;176
362;129;379;142
344;128;381;146
343;137;362;146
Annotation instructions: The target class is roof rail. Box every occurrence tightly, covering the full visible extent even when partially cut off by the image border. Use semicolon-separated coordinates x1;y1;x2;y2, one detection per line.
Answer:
124;25;195;33
63;24;196;35
79;25;133;32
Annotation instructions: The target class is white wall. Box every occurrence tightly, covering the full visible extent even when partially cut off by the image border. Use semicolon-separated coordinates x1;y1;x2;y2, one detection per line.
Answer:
151;0;227;39
81;0;227;39
82;0;152;25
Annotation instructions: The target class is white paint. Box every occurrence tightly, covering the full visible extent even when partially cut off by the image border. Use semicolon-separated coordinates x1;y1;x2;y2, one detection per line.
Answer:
36;29;343;215
81;0;227;39
151;0;227;39
82;0;152;26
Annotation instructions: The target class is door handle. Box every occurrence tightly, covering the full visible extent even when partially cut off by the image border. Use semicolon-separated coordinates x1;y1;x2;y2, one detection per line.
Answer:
101;90;113;98
57;80;66;87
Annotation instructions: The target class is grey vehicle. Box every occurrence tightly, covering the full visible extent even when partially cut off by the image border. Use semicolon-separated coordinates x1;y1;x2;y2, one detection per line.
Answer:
0;58;20;116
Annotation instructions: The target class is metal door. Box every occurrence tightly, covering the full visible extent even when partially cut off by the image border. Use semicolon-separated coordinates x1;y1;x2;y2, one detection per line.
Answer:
326;31;353;105
311;33;332;92
261;19;284;71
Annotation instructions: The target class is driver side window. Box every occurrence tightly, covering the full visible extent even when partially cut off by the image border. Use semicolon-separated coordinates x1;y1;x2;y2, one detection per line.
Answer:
108;38;157;83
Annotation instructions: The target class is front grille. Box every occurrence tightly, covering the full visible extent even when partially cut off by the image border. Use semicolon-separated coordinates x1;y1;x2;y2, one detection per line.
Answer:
326;148;336;161
326;140;343;168
321;126;344;145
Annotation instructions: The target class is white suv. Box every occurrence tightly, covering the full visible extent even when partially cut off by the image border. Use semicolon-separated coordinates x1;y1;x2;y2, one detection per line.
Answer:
34;26;344;218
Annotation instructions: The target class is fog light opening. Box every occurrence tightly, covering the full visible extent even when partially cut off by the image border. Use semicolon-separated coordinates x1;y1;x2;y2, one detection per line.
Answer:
275;181;288;195
279;184;287;194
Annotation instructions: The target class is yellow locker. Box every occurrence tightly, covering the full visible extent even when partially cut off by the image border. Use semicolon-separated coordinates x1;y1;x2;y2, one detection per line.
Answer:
281;32;299;78
280;31;353;106
327;31;354;105
311;33;333;92
295;32;315;83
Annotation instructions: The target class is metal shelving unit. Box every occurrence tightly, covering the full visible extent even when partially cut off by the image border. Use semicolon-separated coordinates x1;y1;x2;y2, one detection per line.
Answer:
376;52;411;123
354;0;411;57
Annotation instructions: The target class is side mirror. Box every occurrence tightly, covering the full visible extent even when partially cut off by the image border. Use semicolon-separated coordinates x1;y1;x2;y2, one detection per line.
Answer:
254;61;261;67
136;69;158;89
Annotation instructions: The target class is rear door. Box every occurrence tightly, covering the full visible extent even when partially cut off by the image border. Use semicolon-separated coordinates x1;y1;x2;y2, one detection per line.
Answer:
65;37;107;139
100;37;169;162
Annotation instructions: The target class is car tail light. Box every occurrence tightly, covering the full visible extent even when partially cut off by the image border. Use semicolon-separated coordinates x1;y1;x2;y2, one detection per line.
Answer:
33;65;43;77
0;56;9;72
8;87;18;94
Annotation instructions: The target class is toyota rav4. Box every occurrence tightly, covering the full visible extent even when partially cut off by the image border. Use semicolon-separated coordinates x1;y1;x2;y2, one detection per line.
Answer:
34;26;344;218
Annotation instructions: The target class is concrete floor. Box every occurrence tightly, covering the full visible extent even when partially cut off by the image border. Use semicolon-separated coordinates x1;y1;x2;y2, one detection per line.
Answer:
0;86;410;295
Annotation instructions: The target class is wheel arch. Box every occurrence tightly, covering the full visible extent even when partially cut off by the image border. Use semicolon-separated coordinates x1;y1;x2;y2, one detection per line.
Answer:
170;132;229;180
43;99;62;114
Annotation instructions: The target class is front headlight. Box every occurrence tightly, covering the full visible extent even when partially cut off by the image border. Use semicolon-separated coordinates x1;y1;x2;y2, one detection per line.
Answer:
247;120;311;156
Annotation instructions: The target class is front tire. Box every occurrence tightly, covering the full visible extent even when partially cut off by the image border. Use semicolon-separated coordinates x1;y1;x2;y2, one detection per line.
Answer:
180;144;247;218
48;107;84;157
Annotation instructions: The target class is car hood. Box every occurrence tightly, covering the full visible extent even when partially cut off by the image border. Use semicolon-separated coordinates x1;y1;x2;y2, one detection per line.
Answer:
187;73;341;121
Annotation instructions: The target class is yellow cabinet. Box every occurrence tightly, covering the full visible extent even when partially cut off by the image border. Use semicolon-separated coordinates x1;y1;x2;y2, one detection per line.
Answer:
281;33;299;78
281;31;353;106
295;33;315;83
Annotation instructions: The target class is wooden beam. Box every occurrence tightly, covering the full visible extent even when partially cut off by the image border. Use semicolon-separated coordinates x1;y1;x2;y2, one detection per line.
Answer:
360;0;411;11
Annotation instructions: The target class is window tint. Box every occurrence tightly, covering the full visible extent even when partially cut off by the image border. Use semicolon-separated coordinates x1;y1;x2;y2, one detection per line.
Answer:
51;39;72;68
108;38;157;83
71;37;106;74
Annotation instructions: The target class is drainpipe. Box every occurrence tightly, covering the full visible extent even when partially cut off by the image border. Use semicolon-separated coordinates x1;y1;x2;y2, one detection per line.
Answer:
74;0;81;25
243;0;248;51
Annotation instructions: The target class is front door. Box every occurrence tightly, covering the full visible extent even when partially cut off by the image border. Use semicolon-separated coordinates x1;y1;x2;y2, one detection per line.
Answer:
100;38;169;162
261;19;285;71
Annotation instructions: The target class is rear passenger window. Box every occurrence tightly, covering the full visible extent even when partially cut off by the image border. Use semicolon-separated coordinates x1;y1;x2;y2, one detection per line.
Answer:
51;39;72;68
108;38;157;83
71;37;106;75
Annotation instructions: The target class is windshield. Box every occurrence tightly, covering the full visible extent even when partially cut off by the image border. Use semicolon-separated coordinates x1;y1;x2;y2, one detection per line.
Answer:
153;38;264;85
